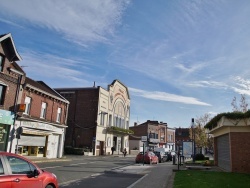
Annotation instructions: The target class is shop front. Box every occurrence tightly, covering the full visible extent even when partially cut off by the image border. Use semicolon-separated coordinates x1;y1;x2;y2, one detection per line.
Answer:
13;120;66;158
0;109;15;151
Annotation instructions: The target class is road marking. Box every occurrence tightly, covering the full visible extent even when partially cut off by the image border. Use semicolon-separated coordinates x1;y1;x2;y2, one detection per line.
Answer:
127;174;148;188
43;162;90;169
59;173;103;186
43;166;62;169
69;163;87;166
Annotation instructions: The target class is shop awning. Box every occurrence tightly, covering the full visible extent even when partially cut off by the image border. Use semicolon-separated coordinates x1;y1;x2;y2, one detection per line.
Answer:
22;127;54;136
18;135;46;146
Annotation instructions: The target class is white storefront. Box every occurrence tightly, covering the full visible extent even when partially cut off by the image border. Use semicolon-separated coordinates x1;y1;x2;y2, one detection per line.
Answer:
9;119;66;158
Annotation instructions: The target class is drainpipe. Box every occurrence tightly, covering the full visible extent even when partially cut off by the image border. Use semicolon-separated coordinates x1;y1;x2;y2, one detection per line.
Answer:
9;68;24;153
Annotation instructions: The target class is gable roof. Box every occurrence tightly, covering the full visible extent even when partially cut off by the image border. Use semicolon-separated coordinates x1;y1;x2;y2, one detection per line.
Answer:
109;79;130;99
0;33;22;61
25;77;69;104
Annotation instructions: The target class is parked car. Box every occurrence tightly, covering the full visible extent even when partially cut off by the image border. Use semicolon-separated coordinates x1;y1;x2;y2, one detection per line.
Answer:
0;151;58;188
153;151;167;163
135;151;158;164
165;152;173;161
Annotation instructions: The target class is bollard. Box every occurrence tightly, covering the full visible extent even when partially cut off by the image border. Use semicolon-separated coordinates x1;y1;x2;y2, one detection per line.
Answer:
173;155;176;165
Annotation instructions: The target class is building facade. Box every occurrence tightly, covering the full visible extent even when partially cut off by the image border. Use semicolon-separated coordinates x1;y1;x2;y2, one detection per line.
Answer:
0;33;24;152
9;77;69;158
56;80;130;156
175;127;191;151
207;116;250;173
166;127;175;151
129;120;175;151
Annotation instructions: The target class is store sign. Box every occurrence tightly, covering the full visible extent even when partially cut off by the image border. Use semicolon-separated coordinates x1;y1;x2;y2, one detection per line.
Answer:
149;138;160;143
0;109;15;125
22;121;55;131
141;136;147;142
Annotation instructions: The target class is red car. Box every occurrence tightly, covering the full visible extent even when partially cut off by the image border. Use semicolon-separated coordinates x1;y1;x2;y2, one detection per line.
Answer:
0;151;58;188
135;151;158;164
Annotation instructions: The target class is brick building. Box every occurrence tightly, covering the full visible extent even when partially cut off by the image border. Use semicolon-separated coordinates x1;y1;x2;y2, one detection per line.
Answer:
129;120;175;151
175;127;192;153
10;77;69;158
0;33;24;152
55;80;130;156
206;115;250;173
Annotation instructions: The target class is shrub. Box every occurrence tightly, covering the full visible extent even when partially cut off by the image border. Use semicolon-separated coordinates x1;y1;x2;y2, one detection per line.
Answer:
64;146;84;155
195;153;205;160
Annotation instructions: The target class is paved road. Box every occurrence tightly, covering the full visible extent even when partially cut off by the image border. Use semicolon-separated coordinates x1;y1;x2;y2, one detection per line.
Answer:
31;155;176;188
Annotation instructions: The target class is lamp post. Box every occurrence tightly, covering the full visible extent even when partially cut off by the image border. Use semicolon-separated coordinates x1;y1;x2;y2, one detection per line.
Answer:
192;118;195;162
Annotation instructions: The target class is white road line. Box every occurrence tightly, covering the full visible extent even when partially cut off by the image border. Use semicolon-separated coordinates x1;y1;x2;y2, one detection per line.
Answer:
43;162;90;169
127;174;148;188
43;166;62;169
59;173;103;186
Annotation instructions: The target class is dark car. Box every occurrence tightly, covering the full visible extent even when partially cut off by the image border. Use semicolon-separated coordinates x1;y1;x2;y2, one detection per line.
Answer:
165;152;173;161
135;151;158;164
0;151;58;188
153;151;167;163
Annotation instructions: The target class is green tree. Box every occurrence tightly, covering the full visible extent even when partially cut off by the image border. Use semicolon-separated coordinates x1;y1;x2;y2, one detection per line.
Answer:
189;113;213;150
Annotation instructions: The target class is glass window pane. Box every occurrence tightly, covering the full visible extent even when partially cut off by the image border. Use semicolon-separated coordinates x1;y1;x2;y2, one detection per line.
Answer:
7;156;33;174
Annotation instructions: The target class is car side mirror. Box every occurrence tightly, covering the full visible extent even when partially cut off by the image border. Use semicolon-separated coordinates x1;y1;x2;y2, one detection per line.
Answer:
33;169;39;177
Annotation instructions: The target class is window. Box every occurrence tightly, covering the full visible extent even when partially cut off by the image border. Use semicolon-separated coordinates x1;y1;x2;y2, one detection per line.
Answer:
24;97;31;114
0;85;6;105
126;121;129;129
0;160;3;174
108;115;112;126
107;137;111;147
56;107;62;122
7;156;36;174
100;112;105;125
0;55;4;72
40;102;47;118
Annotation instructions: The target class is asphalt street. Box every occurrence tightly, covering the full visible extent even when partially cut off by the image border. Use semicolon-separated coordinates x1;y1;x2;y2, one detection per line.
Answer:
30;155;176;188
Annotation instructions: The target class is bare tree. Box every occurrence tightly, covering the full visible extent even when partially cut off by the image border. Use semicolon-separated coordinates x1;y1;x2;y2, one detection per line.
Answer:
231;94;249;112
231;96;238;112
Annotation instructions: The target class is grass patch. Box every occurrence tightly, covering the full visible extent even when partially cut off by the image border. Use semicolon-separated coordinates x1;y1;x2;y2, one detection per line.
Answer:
174;170;250;188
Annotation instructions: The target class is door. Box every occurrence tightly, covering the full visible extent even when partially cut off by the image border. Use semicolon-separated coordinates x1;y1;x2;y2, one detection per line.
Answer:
48;134;59;158
217;134;231;171
100;141;104;155
6;156;43;188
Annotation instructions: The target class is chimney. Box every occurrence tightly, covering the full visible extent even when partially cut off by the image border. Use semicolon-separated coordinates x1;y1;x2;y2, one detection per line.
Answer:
134;122;137;126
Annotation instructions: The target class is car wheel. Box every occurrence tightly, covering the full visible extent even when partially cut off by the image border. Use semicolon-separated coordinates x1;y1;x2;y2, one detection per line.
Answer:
45;185;54;188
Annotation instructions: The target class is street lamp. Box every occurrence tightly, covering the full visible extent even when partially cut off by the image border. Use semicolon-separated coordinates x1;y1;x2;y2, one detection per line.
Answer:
191;118;195;162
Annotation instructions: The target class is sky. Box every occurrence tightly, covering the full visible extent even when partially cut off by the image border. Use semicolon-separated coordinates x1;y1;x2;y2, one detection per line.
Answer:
1;0;250;128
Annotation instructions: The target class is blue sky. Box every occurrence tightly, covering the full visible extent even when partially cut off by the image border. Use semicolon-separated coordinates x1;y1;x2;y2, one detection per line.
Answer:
1;0;250;128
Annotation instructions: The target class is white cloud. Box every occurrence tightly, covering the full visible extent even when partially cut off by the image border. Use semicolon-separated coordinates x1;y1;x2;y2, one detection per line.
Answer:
129;87;211;106
19;50;91;86
231;76;250;96
187;80;228;89
0;0;130;45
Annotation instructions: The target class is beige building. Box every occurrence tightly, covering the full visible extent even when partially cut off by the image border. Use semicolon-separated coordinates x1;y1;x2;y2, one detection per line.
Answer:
56;80;131;156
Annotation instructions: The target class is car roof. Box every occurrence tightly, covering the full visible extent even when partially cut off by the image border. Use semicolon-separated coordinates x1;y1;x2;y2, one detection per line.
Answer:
0;152;39;166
